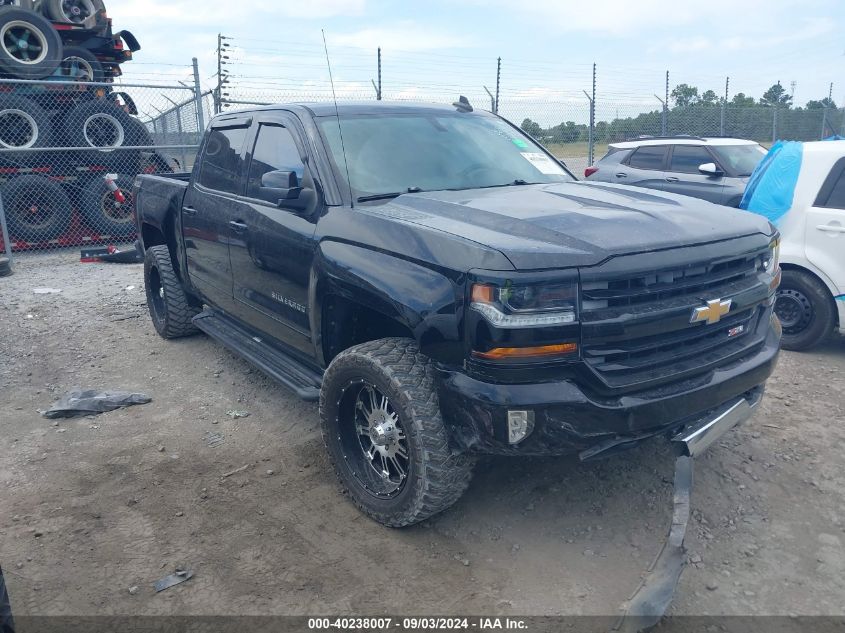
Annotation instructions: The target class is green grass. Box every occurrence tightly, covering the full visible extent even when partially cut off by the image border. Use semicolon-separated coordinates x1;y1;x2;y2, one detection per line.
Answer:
543;141;608;167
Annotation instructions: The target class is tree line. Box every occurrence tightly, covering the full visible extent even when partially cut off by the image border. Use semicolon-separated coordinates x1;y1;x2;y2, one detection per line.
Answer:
520;82;841;145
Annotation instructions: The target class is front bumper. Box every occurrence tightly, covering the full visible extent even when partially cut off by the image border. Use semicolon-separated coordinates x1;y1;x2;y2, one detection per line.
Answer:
437;318;780;457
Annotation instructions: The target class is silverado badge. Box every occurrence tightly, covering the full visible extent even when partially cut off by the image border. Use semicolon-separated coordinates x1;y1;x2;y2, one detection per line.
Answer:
690;298;732;325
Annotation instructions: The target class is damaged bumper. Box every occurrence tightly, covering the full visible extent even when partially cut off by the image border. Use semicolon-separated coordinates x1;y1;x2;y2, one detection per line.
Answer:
437;320;779;457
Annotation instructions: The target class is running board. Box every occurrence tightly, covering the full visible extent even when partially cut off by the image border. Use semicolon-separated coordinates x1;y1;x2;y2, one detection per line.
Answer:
192;310;322;401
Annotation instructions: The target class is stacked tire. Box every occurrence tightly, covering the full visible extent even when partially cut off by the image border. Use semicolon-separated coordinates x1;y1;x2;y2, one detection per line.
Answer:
0;2;156;244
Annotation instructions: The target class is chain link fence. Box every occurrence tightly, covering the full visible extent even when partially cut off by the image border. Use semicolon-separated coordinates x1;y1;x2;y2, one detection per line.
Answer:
0;77;207;258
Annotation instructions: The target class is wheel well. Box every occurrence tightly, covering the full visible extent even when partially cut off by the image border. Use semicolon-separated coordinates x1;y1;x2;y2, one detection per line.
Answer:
322;294;414;365
779;263;839;327
141;222;166;249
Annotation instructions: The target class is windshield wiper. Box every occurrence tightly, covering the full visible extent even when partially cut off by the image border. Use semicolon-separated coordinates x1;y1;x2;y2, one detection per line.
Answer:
357;186;423;203
454;179;537;191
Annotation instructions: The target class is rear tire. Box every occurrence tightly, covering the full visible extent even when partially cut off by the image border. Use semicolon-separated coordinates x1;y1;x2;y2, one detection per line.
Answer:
775;269;835;351
143;245;199;339
320;338;475;527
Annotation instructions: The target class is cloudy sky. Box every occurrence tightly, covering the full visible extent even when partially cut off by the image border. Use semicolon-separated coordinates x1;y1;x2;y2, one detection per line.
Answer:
108;0;844;124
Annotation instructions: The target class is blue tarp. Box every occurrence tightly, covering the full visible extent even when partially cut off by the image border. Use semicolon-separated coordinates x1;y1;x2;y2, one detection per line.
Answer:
739;141;803;226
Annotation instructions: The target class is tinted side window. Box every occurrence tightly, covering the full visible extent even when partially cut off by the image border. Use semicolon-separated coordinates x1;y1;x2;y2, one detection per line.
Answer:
821;167;845;210
669;145;713;173
197;126;248;194
247;124;305;199
627;145;667;170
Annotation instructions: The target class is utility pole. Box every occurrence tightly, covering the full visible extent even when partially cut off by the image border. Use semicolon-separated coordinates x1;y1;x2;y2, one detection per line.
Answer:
495;57;501;114
588;62;596;165
661;70;669;135
215;34;231;113
720;76;729;136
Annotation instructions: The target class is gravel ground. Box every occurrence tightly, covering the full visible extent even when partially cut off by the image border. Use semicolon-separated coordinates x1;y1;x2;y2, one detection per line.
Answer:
1;251;844;621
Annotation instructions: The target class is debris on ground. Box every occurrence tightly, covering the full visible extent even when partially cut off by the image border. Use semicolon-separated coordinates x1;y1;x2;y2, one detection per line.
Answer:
205;432;224;448
80;242;143;264
32;287;61;294
226;410;250;419
221;464;249;478
0;256;12;277
42;388;152;419
153;569;193;593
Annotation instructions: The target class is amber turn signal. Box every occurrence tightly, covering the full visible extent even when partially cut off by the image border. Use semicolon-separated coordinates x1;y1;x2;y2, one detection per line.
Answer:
471;283;496;303
473;343;578;360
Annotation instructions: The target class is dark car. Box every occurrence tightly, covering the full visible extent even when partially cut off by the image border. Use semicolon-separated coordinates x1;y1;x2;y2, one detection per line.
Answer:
585;136;767;207
134;101;781;528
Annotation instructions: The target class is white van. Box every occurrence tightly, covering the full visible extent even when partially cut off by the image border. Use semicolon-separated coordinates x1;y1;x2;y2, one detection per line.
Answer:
743;140;845;350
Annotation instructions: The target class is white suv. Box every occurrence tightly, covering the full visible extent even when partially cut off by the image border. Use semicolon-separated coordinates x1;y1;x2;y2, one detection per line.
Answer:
742;140;845;350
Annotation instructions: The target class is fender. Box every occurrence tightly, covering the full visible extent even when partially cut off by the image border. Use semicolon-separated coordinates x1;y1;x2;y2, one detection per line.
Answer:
310;240;467;366
135;175;193;288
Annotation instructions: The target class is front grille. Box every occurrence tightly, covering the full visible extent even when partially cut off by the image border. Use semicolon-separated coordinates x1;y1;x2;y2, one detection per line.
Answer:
580;250;770;391
582;253;760;312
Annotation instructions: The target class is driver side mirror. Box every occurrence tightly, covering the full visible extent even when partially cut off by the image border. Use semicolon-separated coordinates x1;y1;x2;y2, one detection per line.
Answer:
698;162;724;176
258;170;311;210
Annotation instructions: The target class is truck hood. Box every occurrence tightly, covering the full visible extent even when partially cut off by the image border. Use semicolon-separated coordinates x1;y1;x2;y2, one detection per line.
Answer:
381;181;773;270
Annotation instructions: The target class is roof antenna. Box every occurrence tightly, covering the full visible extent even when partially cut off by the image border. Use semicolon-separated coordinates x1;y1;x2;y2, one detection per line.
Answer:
322;29;354;208
453;95;473;113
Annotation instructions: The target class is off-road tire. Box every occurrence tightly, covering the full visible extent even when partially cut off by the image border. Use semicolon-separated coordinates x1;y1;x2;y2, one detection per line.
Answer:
775;269;835;351
144;245;199;339
320;338;475;527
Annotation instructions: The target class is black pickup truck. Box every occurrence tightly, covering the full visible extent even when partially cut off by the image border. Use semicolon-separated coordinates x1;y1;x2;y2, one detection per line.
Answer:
135;101;782;527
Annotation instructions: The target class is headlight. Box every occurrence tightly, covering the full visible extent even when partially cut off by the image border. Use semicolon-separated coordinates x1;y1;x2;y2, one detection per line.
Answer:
761;238;780;274
470;280;578;328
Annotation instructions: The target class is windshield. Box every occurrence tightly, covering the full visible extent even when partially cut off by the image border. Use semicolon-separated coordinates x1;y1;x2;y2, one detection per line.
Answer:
317;112;575;200
710;144;767;177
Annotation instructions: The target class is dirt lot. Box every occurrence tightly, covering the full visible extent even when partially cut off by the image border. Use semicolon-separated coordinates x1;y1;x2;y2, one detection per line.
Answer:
2;252;844;621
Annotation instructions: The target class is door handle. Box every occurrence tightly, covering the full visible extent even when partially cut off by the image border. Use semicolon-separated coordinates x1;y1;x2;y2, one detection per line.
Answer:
816;224;845;233
229;220;248;233
182;206;198;216
615;173;627;178
665;176;679;182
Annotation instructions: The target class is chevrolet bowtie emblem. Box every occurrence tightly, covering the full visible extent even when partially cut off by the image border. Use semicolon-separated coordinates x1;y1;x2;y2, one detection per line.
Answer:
691;298;732;325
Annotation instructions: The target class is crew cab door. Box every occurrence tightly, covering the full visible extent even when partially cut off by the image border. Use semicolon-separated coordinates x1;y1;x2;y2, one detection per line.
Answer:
617;145;668;191
663;145;726;204
806;157;845;291
182;117;251;309
226;114;319;358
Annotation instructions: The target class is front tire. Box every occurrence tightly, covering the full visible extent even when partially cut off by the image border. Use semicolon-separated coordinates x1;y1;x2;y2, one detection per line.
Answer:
320;338;475;527
143;245;199;339
774;269;835;351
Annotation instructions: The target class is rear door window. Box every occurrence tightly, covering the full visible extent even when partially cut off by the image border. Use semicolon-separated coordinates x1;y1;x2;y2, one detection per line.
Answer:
627;145;668;170
669;145;713;174
197;126;249;194
817;160;845;210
